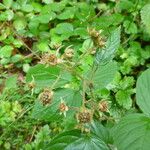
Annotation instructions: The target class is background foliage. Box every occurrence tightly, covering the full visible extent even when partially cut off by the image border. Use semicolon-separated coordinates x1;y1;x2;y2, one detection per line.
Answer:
0;0;150;149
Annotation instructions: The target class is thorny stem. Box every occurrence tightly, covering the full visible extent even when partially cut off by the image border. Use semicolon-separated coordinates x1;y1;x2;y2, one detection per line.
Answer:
29;126;37;142
5;22;41;60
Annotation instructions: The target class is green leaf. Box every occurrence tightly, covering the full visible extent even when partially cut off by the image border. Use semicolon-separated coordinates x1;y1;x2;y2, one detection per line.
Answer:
141;4;150;33
0;45;13;58
26;64;71;88
36;41;50;52
95;27;121;65
47;2;66;12
123;20;137;34
92;61;118;89
55;23;74;35
26;64;60;87
136;68;150;116
42;0;52;4
37;12;56;24
32;89;82;121
89;121;111;144
0;10;14;21
57;7;75;20
3;0;13;8
5;75;17;89
51;23;74;41
13;18;27;31
81;39;93;53
21;4;33;12
113;114;150;150
115;90;132;109
45;130;109;150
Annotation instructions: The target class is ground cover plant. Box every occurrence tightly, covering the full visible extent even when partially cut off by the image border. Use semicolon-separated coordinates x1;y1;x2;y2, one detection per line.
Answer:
0;0;150;149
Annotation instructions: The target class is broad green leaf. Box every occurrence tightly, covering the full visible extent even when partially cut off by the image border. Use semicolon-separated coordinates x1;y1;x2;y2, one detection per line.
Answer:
141;4;150;33
136;68;150;116
0;10;14;21
47;2;66;12
115;90;132;109
0;45;13;58
89;121;111;144
55;23;74;35
5;75;17;89
13;18;27;31
74;28;88;38
75;3;95;21
42;0;52;4
57;7;75;20
92;61;118;89
21;4;33;12
117;0;134;11
113;114;150;150
37;12;56;24
32;89;82;121
11;54;23;63
94;14;124;29
52;23;74;41
3;0;13;8
36;41;50;52
123;20;137;34
95;27;121;65
45;130;109;150
81;39;93;52
26;64;71;88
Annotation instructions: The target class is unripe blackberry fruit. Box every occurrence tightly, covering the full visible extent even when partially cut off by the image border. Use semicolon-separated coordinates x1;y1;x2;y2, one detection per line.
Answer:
59;102;68;113
99;100;108;112
40;53;60;66
39;89;54;106
64;48;74;59
77;109;92;124
97;37;105;48
48;54;58;66
28;81;36;89
88;28;99;38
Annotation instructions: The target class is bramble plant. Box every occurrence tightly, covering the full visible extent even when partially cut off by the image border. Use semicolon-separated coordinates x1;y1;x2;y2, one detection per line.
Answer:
0;0;150;149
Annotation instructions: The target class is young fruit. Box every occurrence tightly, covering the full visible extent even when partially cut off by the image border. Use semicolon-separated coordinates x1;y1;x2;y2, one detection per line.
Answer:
88;28;100;38
39;89;54;106
77;109;92;124
59;100;69;117
97;36;105;48
64;48;74;59
40;53;62;66
98;100;108;112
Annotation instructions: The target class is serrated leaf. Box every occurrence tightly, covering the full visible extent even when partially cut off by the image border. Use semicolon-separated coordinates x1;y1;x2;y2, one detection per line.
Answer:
13;18;27;31
45;130;109;150
26;64;71;88
136;68;150;116
32;89;82;121
141;4;150;33
95;27;121;65
0;45;13;58
89;121;111;144
115;90;132;109
113;114;150;150
123;20;137;34
92;61;118;89
55;23;74;35
3;0;13;8
57;7;75;20
26;64;60;87
5;75;17;89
